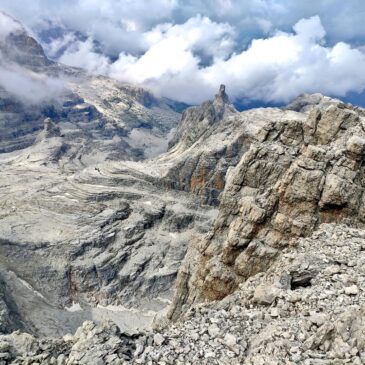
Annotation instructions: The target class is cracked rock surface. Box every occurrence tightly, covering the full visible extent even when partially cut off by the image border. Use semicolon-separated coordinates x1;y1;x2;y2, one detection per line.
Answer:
4;224;365;364
169;96;365;320
130;224;365;365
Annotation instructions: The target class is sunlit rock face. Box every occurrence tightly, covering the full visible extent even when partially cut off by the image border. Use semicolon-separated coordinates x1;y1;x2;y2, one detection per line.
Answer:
169;93;365;321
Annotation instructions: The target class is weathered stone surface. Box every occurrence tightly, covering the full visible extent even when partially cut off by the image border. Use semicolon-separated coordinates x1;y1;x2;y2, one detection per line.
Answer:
2;12;365;365
0;148;216;336
0;320;137;364
0;13;216;338
168;94;365;320
286;92;345;113
168;84;237;150
156;105;305;206
153;84;239;205
127;224;365;364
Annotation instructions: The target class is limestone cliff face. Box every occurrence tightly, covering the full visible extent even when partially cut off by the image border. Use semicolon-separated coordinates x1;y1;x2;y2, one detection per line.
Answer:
168;95;365;320
155;85;242;205
2;30;53;70
157;89;345;207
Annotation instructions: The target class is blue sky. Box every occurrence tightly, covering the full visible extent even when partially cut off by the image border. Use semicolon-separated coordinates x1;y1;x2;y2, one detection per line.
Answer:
1;0;365;106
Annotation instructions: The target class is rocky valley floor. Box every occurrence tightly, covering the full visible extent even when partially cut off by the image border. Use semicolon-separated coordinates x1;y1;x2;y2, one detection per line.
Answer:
0;144;216;337
2;223;365;365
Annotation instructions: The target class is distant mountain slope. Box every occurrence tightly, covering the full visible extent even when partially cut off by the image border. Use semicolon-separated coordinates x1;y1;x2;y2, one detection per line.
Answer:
0;12;216;338
0;12;182;160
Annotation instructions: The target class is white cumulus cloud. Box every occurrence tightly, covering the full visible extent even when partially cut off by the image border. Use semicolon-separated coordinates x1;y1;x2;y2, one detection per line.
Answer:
53;15;365;104
2;2;365;105
210;16;365;103
58;37;110;75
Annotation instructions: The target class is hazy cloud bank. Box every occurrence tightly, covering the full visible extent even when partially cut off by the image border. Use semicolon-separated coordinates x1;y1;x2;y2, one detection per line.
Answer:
0;61;65;104
1;1;365;104
48;16;365;104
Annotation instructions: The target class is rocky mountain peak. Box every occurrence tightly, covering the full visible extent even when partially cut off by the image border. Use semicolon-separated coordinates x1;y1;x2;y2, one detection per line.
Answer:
0;16;182;158
0;11;23;40
168;96;365;322
168;85;237;150
213;83;236;118
285;92;346;113
0;12;52;70
216;84;229;103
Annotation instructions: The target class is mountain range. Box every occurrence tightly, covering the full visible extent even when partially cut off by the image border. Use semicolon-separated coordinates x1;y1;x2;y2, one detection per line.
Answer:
1;12;365;365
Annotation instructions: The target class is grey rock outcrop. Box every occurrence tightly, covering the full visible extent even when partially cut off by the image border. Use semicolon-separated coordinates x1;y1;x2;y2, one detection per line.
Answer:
285;93;345;113
35;118;61;142
168;95;365;320
5;224;365;364
0;11;52;70
132;224;365;364
0;320;138;364
168;84;236;150
159;91;357;207
153;86;244;205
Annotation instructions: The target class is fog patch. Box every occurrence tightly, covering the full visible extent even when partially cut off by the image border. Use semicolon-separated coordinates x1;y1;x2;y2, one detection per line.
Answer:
0;11;22;41
0;58;66;104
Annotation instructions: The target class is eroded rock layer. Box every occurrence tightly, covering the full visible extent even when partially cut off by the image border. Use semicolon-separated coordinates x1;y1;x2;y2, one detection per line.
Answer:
4;224;365;364
169;96;365;320
0;12;216;337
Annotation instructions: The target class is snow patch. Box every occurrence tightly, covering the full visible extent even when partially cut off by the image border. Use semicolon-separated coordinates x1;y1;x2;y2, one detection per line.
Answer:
18;278;47;301
65;302;83;312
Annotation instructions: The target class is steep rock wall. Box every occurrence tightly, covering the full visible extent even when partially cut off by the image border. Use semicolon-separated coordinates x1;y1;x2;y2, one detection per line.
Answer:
169;100;365;320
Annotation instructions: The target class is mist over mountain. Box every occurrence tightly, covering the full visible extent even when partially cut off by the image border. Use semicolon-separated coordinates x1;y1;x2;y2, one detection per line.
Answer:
2;2;365;106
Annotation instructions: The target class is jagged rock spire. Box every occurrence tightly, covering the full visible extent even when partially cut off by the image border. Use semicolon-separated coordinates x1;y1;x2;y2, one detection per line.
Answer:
217;84;229;103
35;118;61;142
213;84;237;119
168;84;237;149
215;84;230;104
43;118;61;138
